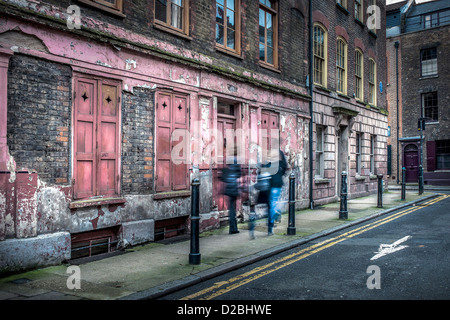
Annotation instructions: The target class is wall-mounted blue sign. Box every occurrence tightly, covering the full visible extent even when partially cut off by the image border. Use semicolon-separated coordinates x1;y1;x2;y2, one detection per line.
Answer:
379;81;383;93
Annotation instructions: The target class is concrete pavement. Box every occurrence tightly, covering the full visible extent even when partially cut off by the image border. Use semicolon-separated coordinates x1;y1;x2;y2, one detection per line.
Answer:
0;189;442;300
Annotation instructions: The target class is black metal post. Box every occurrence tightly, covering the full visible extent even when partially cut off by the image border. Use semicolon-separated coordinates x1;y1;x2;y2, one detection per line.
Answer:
418;120;424;195
377;174;383;208
189;178;201;265
287;172;296;235
339;171;348;220
401;167;406;201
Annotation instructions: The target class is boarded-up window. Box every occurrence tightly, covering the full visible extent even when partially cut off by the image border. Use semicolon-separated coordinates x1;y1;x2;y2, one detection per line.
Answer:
261;110;279;162
155;91;189;192
73;76;120;199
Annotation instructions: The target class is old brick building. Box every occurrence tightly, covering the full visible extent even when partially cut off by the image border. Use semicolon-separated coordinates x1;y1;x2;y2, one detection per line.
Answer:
0;0;312;271
386;0;450;186
310;0;388;205
0;0;388;272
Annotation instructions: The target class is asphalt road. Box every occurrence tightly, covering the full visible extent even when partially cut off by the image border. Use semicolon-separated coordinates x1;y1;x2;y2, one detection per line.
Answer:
162;193;450;300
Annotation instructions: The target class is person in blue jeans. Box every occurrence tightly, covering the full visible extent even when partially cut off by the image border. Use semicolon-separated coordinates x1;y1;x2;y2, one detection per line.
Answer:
266;149;288;235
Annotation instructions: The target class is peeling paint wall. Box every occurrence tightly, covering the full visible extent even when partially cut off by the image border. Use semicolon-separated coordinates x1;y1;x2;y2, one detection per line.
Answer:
0;1;312;268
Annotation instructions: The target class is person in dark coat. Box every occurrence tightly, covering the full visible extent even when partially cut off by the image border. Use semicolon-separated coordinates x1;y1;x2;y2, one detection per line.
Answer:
221;152;241;234
266;149;288;235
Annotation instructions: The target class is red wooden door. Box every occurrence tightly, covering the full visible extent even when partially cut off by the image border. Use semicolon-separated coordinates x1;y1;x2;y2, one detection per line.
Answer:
74;78;97;199
261;110;279;161
156;92;172;192
98;83;120;197
172;94;188;190
73;77;120;199
155;92;188;192
404;144;419;183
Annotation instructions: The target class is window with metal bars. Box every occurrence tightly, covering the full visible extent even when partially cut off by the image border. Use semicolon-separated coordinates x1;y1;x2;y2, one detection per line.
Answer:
70;227;119;260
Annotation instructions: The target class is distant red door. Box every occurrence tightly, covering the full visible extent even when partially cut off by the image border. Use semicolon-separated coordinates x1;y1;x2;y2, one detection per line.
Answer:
404;144;419;183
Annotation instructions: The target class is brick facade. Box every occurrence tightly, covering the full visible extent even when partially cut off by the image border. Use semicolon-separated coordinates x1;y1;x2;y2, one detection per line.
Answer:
0;0;388;271
7;54;72;185
386;0;450;186
311;0;388;205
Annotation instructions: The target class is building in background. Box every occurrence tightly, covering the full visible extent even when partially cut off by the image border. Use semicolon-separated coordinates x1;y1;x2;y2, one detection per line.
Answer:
386;0;450;186
310;0;388;206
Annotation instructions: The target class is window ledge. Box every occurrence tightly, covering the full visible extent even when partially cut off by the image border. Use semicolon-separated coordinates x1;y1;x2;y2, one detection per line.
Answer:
336;3;350;15
153;22;192;41
153;190;191;200
355;175;366;181
69;197;126;209
337;92;351;100
314;84;331;93
315;178;331;184
259;61;281;73
76;0;126;18
355;18;365;28
420;75;438;80
216;46;243;59
369;174;378;180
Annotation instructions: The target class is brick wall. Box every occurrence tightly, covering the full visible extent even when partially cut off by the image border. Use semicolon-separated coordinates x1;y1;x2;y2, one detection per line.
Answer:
12;0;308;91
312;0;387;109
7;54;72;185
400;26;450;141
122;87;155;195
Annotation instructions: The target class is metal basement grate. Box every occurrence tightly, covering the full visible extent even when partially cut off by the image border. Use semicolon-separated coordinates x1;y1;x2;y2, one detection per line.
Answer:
154;217;187;241
70;227;120;260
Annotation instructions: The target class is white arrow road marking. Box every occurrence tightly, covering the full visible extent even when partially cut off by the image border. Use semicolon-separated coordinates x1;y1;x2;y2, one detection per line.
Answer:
370;235;411;261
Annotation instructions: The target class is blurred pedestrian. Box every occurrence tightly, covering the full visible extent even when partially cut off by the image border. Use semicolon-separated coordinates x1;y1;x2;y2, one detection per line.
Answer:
221;147;241;234
266;149;288;235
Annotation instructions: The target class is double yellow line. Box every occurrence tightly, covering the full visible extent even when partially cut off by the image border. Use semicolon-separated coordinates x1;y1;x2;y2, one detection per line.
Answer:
181;194;448;300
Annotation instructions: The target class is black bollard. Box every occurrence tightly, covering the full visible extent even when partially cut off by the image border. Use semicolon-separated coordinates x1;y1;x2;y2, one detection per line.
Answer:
339;171;348;220
401;167;406;201
189;178;201;265
287;172;296;235
377;174;383;208
418;165;424;195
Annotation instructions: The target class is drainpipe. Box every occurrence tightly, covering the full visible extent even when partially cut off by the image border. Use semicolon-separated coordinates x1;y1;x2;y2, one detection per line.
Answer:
308;0;314;209
395;41;399;185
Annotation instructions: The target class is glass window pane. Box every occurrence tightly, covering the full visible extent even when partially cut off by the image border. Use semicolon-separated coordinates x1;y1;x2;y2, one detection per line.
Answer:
155;0;167;23
216;4;224;24
266;12;272;30
259;8;265;28
267;29;273;47
217;0;224;5
227;29;235;49
259;25;265;44
216;24;224;45
227;9;235;28
267;46;273;64
171;3;183;29
259;43;265;61
227;0;234;11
